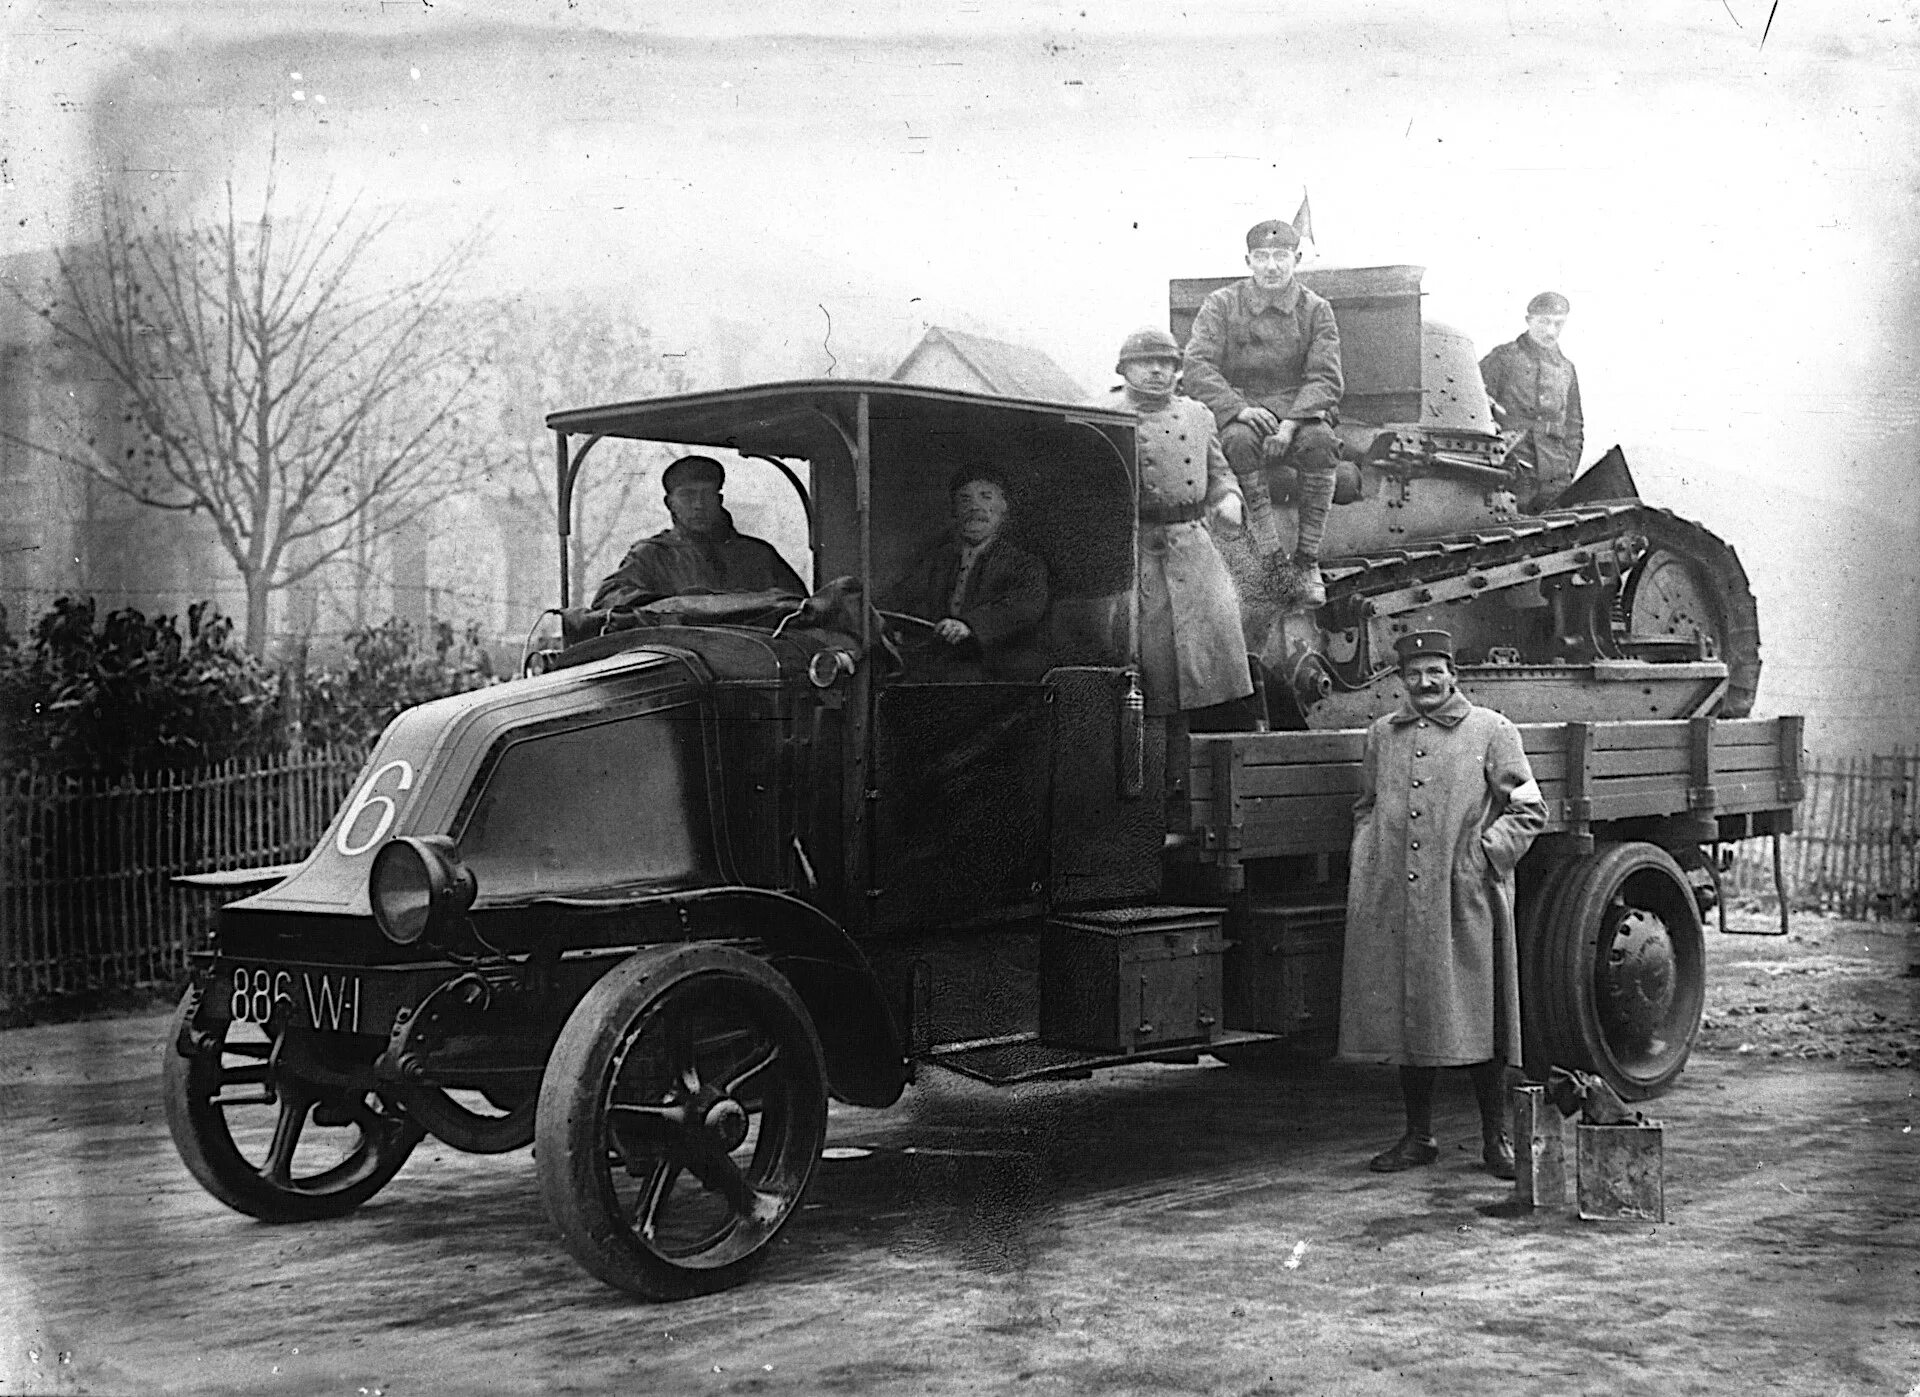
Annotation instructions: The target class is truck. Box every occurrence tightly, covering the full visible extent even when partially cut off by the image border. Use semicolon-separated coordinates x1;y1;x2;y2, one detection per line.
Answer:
163;266;1803;1302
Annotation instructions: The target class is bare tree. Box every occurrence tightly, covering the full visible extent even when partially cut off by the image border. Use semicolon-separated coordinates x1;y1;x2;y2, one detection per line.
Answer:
5;160;487;654
481;294;689;603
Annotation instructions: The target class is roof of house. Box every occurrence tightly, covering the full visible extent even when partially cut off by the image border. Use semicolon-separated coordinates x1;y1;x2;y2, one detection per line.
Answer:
891;326;1088;404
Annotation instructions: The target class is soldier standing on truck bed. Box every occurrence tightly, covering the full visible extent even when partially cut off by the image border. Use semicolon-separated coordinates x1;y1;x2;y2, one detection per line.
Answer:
1338;630;1549;1180
1181;217;1344;609
1113;327;1258;728
1478;291;1585;511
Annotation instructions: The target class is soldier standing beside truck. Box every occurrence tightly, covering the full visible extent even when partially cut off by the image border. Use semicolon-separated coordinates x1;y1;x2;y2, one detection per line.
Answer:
1113;327;1257;726
1338;630;1548;1180
1180;218;1344;608
1478;291;1584;510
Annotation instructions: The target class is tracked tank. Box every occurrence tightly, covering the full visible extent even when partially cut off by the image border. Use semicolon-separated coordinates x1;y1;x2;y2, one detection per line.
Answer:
1170;266;1761;729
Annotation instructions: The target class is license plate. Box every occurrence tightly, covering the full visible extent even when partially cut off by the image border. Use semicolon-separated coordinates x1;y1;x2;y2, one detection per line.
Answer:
226;963;366;1033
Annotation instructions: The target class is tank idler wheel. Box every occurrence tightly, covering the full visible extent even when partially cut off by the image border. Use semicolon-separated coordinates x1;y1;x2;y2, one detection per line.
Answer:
535;944;828;1301
163;989;424;1222
1536;841;1706;1101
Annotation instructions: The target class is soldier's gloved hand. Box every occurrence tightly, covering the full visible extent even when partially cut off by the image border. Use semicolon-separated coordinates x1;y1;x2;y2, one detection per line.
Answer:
1236;405;1282;437
1260;418;1300;460
935;618;973;645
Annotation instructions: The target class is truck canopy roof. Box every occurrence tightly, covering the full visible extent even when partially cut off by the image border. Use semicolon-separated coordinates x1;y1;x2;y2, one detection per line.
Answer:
545;379;1133;461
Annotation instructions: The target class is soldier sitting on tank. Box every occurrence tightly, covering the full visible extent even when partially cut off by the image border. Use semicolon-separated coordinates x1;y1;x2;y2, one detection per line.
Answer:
879;468;1050;682
590;455;808;610
1478;291;1584;511
1182;217;1345;609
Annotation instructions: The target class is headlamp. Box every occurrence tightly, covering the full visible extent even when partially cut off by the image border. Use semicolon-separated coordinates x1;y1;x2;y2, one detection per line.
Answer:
369;835;478;946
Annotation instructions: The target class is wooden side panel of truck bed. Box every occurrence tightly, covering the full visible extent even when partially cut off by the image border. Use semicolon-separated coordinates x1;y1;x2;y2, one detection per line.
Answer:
1180;716;1805;886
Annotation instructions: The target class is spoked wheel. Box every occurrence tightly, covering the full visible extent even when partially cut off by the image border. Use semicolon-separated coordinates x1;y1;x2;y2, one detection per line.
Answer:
1536;842;1707;1100
392;1077;540;1154
163;988;424;1221
535;944;828;1301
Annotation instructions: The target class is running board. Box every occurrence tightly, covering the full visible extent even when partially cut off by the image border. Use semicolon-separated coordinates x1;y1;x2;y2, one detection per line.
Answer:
927;1030;1281;1085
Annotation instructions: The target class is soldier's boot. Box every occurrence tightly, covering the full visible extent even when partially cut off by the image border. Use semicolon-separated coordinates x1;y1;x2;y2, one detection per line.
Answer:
1290;463;1336;610
1472;1059;1517;1180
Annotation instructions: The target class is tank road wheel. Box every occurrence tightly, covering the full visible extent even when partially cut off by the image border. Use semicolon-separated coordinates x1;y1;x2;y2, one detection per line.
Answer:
163;989;424;1222
1536;842;1706;1101
1621;511;1763;718
535;944;828;1301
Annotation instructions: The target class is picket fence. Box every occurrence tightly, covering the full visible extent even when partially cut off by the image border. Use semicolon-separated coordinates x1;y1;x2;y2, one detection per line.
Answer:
1726;752;1919;919
0;747;367;1005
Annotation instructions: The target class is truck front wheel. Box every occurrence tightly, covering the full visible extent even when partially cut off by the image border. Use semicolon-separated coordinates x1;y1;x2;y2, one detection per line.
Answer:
1533;841;1706;1101
535;944;828;1301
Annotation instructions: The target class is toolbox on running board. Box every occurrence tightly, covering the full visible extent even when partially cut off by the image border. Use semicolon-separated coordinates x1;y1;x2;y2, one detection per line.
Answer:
1039;906;1224;1052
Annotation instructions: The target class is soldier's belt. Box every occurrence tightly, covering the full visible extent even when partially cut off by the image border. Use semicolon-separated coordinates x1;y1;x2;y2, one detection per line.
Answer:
1139;500;1208;526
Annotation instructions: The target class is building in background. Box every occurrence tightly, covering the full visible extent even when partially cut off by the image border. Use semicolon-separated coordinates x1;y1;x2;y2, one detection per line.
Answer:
892;327;1088;403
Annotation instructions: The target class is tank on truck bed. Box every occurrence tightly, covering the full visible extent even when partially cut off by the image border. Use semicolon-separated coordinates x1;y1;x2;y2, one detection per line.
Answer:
1170;265;1763;729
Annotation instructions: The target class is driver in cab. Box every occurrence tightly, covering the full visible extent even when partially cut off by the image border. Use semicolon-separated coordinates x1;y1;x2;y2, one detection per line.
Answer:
591;454;807;610
881;468;1049;681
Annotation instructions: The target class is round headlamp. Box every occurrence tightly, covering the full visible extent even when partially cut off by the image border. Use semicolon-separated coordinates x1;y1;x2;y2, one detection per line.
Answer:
369;835;478;946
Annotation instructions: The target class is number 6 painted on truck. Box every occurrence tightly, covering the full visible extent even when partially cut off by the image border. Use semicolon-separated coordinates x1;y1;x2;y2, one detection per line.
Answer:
336;759;416;856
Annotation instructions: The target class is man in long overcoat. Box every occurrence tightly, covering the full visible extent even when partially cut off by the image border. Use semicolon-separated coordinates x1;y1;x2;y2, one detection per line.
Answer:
1181;218;1344;608
1338;630;1548;1179
1478;291;1585;511
1114;327;1255;724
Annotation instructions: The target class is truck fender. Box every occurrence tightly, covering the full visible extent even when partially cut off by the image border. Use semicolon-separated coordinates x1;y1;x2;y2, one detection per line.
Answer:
655;887;907;1108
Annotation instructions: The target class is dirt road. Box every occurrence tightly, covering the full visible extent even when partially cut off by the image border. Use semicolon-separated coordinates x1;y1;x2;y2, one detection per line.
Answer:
3;910;1916;1396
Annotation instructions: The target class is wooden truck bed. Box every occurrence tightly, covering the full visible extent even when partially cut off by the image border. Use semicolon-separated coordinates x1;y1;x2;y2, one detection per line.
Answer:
1180;715;1805;893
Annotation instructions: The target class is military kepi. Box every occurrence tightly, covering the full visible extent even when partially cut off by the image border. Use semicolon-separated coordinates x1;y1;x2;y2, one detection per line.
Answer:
1394;630;1454;665
1245;219;1301;250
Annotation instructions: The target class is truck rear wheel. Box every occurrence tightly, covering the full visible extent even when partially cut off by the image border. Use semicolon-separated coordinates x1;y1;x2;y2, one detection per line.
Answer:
1535;842;1706;1100
535;944;828;1301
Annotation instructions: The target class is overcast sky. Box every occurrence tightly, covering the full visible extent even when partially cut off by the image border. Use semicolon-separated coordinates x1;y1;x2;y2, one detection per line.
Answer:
4;0;1917;746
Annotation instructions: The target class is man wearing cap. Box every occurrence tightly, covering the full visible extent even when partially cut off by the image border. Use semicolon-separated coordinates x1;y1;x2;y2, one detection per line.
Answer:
1181;218;1344;609
591;454;808;610
1339;630;1548;1181
1478;292;1585;510
1113;327;1257;723
881;467;1049;682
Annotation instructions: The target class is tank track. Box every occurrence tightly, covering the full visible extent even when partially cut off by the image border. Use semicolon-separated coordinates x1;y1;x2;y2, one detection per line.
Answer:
1310;502;1761;718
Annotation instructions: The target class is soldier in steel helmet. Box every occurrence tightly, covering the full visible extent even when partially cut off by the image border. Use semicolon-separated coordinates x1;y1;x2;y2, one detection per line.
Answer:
1478;291;1585;510
591;455;808;610
1114;327;1256;725
1338;629;1548;1181
1180;218;1345;609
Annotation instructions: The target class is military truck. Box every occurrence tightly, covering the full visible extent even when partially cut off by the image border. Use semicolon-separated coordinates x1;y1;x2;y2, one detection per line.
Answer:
165;299;1802;1301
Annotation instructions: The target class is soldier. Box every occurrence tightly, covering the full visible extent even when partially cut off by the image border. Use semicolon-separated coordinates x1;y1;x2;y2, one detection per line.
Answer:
1338;630;1548;1180
1181;218;1344;608
1478;291;1585;510
1114;327;1255;726
591;455;808;610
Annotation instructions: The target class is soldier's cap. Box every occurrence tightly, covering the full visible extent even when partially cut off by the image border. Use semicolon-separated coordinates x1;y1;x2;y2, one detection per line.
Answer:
948;464;1014;498
1394;630;1455;666
661;455;726;492
1527;291;1571;316
1115;326;1182;371
1245;219;1301;251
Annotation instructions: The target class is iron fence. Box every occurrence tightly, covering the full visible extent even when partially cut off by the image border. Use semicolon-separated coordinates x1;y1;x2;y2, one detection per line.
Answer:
0;746;367;1005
